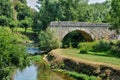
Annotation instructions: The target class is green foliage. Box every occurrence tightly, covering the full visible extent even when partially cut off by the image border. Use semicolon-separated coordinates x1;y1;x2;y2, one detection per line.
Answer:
33;0;89;32
0;28;29;79
0;0;14;18
0;16;9;26
34;0;60;31
78;42;97;51
93;40;111;52
86;1;111;23
110;41;120;57
80;49;88;54
13;0;32;21
33;0;110;33
29;55;43;62
9;20;17;32
18;0;27;4
67;71;98;80
110;0;120;33
19;17;33;33
78;41;98;54
39;28;61;51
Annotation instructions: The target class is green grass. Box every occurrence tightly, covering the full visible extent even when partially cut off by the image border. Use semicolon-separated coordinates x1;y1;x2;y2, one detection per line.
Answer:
54;69;99;80
29;55;43;62
15;27;33;33
56;49;120;68
0;27;30;43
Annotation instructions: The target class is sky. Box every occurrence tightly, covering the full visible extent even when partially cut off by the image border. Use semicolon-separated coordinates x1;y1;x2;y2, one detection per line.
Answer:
89;0;105;4
27;0;106;10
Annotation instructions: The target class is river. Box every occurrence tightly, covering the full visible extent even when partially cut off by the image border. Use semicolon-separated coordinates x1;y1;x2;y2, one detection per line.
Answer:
13;62;74;80
13;43;74;80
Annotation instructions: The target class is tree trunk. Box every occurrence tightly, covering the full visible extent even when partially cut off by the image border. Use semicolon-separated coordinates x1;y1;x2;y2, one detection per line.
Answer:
25;27;27;34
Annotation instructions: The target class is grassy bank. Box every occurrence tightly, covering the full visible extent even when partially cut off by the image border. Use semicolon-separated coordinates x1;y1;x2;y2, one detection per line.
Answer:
47;49;120;79
53;49;120;69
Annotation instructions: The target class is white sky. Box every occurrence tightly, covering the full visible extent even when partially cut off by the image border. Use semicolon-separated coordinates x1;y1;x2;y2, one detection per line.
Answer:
89;0;106;4
27;0;106;10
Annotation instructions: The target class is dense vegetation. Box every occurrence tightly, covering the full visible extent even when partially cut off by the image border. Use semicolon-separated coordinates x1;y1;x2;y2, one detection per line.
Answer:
39;28;61;51
78;40;120;57
110;0;120;33
0;0;33;33
33;0;111;33
0;28;29;80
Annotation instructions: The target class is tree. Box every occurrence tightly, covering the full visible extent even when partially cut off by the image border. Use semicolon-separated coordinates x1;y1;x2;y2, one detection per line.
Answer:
16;3;32;20
18;0;27;4
110;0;120;33
20;17;33;34
84;1;111;23
33;0;86;33
0;0;14;18
39;28;61;51
0;28;29;80
58;0;86;21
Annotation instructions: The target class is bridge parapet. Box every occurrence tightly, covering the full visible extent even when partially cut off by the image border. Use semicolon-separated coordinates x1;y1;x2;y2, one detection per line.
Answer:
50;21;111;27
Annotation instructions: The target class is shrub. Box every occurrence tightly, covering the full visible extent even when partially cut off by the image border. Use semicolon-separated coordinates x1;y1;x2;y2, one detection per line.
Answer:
78;41;98;52
93;40;111;52
110;41;120;57
39;27;61;51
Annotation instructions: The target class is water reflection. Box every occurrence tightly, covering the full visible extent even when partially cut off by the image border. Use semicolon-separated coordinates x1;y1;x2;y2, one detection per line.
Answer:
27;47;40;54
13;43;74;80
14;64;37;80
13;63;74;80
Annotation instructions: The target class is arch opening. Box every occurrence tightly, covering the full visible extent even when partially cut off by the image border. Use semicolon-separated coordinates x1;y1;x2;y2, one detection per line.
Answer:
62;30;93;48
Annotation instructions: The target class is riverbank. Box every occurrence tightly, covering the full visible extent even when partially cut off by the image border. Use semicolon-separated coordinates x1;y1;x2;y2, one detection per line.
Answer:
46;49;120;80
29;55;75;80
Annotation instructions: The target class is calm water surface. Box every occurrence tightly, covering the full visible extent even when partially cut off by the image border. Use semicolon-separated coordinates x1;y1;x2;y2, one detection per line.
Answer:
14;64;37;80
13;63;74;80
13;43;74;80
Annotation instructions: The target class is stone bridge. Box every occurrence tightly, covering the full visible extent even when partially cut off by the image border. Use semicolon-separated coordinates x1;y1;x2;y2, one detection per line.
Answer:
49;21;116;41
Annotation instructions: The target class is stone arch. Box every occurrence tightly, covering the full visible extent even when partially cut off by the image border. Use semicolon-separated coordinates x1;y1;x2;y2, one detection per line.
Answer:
62;29;93;48
62;29;93;42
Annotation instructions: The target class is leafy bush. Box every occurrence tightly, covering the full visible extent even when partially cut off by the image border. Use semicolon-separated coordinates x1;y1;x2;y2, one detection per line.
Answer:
78;41;98;52
39;28;61;51
110;41;120;57
93;40;111;52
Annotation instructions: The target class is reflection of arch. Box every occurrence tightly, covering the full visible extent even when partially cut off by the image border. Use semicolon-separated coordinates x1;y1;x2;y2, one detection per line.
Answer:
62;30;93;48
